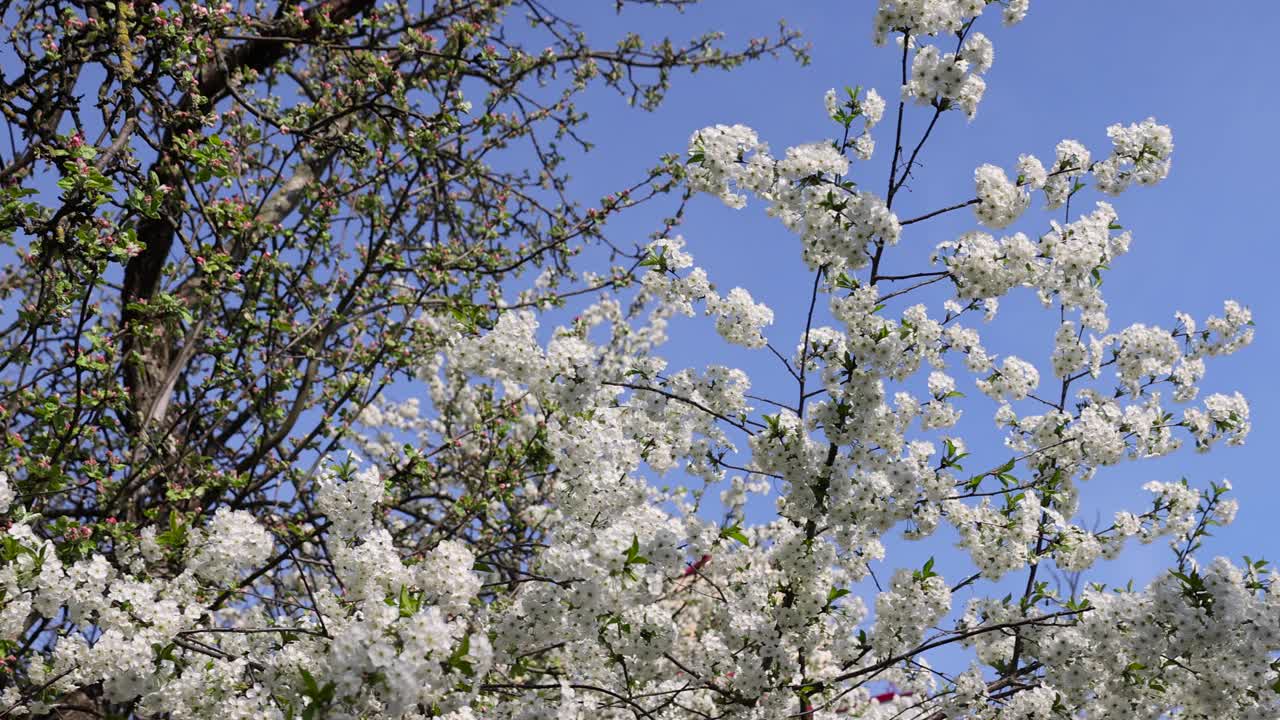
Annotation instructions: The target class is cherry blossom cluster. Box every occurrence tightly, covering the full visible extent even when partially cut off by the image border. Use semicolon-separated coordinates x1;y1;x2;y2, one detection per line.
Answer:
825;86;885;159
937;200;1136;331
903;34;994;118
685;98;899;272
640;237;774;347
873;0;1029;46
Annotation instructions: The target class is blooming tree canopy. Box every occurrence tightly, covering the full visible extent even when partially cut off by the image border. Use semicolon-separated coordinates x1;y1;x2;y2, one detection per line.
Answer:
0;0;1274;719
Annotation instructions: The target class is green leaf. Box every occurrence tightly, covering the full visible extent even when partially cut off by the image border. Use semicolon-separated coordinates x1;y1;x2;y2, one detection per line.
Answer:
797;681;824;699
300;668;321;698
623;535;649;566
639;249;666;270
764;413;785;438
298;667;336;720
834;272;860;291
720;525;750;546
913;556;938;581
446;634;475;677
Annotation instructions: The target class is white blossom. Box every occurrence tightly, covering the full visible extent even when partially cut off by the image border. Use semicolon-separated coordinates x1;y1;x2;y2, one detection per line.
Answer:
187;508;273;586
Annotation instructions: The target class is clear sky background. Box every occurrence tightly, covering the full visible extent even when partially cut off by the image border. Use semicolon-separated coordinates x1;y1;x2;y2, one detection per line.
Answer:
533;0;1280;594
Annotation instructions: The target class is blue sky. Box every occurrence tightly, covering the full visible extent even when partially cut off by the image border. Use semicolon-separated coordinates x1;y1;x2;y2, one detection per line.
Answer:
536;0;1280;590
